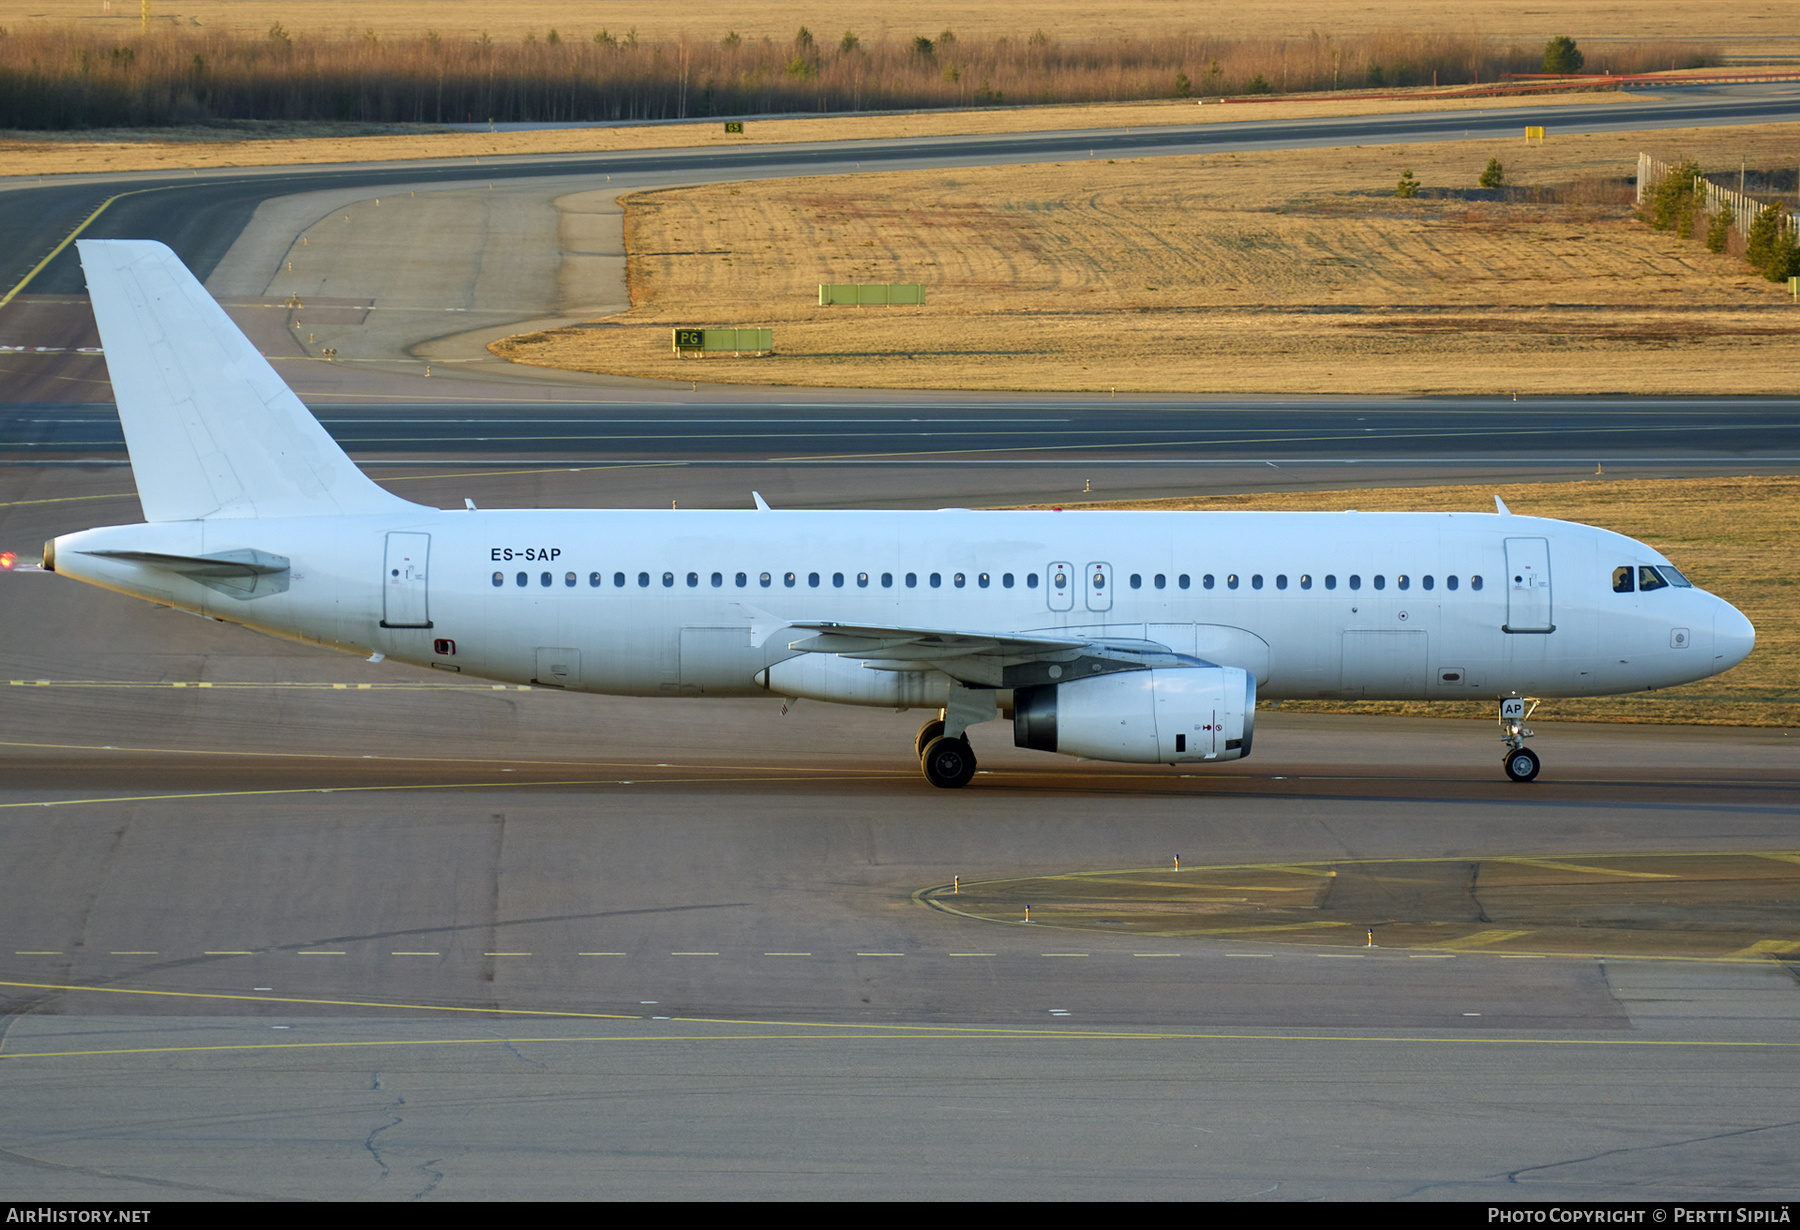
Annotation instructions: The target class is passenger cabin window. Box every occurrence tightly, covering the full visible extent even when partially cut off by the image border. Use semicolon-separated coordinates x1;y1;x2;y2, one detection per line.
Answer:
930;573;942;588
1129;574;1142;589
882;573;893;588
808;572;820;588
662;572;674;588
735;572;747;588
1226;574;1238;590
1275;574;1287;590
566;572;577;587
1203;575;1215;589
1446;575;1458;591
1397;575;1409;591
1349;575;1362;590
541;572;552;588
907;573;918;588
615;572;627;588
712;572;723;588
1250;574;1262;590
1471;576;1484;591
591;572;603;588
1178;574;1190;589
759;572;772;588
1422;575;1434;591
1299;574;1311;590
954;573;966;588
1026;573;1039;589
1324;575;1336;590
492;572;504;587
1373;575;1385;591
784;572;796;587
833;572;844;587
860;573;871;588
516;572;528;587
1154;574;1166;589
1003;573;1015;588
978;573;990;588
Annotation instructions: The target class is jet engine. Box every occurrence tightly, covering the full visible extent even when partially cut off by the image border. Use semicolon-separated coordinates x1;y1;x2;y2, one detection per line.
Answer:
1013;665;1255;764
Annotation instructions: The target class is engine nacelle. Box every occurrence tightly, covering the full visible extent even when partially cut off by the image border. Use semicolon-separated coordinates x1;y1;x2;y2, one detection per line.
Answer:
1014;665;1255;764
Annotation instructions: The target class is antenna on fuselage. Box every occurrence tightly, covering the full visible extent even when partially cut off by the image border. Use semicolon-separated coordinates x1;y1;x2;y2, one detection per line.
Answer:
1494;495;1511;515
752;491;772;511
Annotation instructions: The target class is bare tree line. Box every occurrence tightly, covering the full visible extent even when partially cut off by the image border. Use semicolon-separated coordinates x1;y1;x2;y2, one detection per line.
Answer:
0;25;1714;130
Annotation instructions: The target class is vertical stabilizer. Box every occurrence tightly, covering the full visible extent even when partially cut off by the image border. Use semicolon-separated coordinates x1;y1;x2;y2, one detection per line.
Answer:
78;239;417;522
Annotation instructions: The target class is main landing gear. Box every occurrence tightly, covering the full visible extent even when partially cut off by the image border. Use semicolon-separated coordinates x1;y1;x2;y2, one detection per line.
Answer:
1500;696;1541;782
917;712;977;788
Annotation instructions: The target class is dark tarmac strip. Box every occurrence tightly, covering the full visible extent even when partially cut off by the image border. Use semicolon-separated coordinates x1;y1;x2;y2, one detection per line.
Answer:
7;397;1800;459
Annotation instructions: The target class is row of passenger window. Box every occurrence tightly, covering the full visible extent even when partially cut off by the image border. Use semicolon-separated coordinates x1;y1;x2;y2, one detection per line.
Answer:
1125;572;1482;592
490;569;1486;592
494;570;1036;590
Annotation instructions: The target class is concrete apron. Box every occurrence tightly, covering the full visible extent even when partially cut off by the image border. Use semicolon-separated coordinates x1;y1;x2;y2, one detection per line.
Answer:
204;175;633;388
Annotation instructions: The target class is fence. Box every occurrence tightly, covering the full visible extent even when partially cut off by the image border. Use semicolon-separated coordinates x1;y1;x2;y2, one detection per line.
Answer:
1637;152;1798;247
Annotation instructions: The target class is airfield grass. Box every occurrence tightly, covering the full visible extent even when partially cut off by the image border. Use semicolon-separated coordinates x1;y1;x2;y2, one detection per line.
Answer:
1035;475;1798;728
493;121;1800;396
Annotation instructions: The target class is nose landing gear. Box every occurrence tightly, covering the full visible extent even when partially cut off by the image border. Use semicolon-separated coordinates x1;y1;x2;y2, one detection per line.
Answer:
1500;696;1541;782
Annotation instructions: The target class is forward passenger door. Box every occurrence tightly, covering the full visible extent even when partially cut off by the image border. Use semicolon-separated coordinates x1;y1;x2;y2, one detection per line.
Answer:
1503;538;1554;633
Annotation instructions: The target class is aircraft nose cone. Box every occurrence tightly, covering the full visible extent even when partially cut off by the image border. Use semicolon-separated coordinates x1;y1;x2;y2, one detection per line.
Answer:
1713;602;1755;671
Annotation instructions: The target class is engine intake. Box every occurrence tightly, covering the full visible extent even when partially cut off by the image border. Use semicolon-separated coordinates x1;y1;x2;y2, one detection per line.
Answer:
1014;665;1255;764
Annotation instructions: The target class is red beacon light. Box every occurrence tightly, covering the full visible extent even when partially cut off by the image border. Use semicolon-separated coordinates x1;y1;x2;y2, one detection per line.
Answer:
0;551;16;570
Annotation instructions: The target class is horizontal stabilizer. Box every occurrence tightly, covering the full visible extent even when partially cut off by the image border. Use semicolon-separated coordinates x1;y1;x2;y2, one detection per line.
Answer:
80;547;291;598
78;239;417;522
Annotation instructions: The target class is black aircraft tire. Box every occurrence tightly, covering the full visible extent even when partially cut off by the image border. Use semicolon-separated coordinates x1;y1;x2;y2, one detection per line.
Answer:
915;718;946;761
920;735;977;788
1503;747;1541;782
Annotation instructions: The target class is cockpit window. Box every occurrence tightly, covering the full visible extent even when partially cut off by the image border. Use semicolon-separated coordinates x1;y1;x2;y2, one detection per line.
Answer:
1613;566;1634;594
1637;565;1669;592
1657;565;1694;588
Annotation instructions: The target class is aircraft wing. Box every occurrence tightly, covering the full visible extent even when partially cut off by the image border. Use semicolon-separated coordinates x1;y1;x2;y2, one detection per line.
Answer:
783;620;1195;688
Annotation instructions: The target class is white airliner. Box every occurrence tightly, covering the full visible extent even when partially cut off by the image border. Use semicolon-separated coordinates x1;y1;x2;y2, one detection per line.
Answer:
43;241;1755;786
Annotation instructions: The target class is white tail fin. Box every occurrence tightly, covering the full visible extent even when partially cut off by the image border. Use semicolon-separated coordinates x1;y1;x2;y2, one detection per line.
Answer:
78;239;416;522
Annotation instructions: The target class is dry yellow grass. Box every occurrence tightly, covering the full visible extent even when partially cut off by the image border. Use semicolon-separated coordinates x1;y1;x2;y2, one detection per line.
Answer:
493;122;1800;395
0;90;1637;178
1044;475;1798;727
5;1;1794;50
